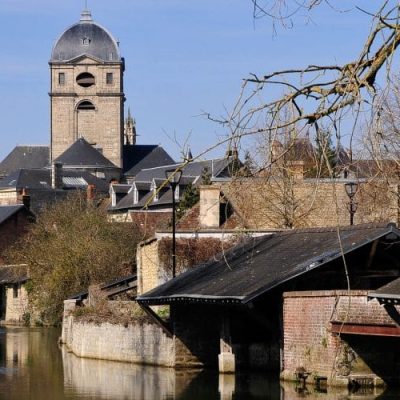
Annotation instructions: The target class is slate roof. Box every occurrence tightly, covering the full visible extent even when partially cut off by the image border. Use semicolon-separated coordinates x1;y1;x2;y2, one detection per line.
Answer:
0;146;49;177
0;168;109;192
54;138;117;168
369;278;400;303
133;158;233;182
137;223;400;305
0;205;26;225
123;145;175;176
50;10;121;63
0;265;28;285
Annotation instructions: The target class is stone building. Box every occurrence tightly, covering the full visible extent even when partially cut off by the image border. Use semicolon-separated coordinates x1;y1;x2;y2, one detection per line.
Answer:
137;223;400;386
49;9;124;168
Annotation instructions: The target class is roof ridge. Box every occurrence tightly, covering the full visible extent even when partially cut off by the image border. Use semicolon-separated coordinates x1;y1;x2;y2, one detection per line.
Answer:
274;222;393;237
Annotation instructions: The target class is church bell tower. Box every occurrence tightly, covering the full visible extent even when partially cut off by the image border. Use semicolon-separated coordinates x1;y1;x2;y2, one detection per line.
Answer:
49;9;125;167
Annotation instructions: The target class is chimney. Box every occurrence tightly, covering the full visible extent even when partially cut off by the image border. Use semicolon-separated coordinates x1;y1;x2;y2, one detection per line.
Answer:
199;185;221;229
87;184;96;202
52;162;63;189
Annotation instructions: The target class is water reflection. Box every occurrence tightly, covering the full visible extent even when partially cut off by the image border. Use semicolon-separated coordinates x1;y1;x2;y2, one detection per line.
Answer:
0;327;398;400
62;348;199;399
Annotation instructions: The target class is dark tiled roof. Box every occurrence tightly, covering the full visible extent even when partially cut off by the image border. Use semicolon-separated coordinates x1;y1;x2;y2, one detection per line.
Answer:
0;205;26;225
0;265;28;284
369;278;400;303
133;158;233;182
137;224;400;305
123;145;175;176
50;11;121;63
0;168;109;192
0;146;49;177
54;138;117;168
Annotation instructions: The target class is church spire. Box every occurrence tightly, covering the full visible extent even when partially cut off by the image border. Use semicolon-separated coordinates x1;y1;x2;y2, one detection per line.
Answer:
124;107;137;145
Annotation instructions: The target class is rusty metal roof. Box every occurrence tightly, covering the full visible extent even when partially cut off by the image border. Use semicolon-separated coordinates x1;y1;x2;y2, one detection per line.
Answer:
137;223;400;305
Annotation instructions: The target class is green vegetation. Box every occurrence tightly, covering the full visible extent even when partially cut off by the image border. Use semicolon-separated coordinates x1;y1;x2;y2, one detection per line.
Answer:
5;193;140;325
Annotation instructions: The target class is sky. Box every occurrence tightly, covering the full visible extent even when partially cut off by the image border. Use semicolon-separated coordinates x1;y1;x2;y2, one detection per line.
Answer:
0;0;376;162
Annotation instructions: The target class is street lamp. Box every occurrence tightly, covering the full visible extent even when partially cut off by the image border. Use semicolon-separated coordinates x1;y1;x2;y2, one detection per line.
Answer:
345;181;359;226
165;169;182;278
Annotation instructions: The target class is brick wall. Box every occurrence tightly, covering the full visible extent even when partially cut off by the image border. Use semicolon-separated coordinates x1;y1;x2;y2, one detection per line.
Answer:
0;209;31;264
282;290;400;386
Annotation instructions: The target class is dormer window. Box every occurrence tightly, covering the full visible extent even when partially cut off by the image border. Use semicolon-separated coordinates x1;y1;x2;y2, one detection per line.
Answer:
151;180;158;202
133;187;139;204
82;37;91;46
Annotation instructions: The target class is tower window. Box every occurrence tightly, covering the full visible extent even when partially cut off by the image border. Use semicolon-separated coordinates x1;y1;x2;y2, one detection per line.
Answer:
77;101;95;110
106;73;113;84
58;72;65;85
76;72;95;88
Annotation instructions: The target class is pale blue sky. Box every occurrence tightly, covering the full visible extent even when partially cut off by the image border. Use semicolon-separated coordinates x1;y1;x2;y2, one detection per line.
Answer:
0;0;373;162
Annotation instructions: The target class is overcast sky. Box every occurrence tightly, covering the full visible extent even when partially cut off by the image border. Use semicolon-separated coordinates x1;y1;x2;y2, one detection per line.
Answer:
0;0;372;162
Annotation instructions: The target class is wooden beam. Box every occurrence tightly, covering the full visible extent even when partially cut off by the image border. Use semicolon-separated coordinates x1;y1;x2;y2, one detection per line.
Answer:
331;322;400;337
138;304;173;337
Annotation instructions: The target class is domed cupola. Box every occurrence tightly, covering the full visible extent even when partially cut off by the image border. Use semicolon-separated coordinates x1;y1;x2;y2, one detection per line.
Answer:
50;10;121;63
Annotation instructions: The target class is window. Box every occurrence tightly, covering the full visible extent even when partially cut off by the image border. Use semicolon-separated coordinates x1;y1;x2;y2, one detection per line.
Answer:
82;37;91;46
106;73;113;85
77;101;95;110
76;72;95;88
13;284;18;298
58;72;65;85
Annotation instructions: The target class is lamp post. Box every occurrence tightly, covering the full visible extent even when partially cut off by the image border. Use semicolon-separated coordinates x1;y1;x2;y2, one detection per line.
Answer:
165;169;182;278
345;182;358;226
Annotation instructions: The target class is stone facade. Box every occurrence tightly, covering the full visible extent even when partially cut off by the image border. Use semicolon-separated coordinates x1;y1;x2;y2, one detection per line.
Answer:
50;58;124;167
2;284;29;324
221;179;398;229
282;290;400;386
61;300;175;366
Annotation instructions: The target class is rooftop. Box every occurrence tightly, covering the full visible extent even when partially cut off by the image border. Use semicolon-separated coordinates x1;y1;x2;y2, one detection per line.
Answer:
137;223;400;305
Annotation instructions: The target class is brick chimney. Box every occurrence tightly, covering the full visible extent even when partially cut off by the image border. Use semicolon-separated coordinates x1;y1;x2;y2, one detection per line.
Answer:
87;184;96;202
52;162;63;189
199;185;221;229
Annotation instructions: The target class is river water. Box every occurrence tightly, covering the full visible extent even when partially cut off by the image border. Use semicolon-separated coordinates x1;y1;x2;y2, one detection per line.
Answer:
0;327;398;400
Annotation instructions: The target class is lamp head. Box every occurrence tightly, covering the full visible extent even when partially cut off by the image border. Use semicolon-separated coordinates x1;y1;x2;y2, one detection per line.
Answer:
345;181;358;199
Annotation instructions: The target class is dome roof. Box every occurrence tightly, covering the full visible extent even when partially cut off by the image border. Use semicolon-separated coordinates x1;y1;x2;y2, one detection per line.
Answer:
50;10;121;63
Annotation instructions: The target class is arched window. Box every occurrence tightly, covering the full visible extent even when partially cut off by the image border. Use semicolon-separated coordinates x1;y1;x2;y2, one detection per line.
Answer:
77;101;95;110
76;72;95;87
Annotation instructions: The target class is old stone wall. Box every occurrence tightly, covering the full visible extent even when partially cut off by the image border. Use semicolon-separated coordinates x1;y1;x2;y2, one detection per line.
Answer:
136;238;161;295
62;314;175;366
4;284;29;324
282;290;400;386
222;180;398;229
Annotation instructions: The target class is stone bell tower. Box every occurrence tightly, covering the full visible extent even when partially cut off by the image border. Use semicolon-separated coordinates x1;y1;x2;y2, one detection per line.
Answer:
49;9;125;167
